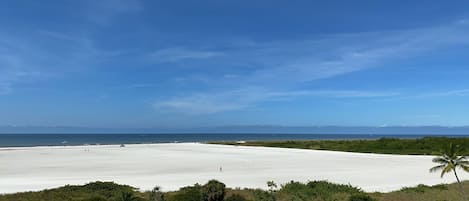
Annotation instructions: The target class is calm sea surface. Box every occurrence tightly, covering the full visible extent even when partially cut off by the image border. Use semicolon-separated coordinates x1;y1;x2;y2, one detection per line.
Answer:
0;134;468;147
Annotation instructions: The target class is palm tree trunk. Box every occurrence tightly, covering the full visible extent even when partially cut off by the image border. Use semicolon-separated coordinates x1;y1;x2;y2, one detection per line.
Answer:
454;168;468;201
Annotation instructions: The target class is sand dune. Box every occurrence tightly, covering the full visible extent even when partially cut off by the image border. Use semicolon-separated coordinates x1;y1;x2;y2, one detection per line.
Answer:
0;143;466;194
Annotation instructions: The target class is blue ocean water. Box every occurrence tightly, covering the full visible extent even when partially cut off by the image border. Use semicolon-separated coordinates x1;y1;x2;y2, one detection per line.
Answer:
0;134;468;147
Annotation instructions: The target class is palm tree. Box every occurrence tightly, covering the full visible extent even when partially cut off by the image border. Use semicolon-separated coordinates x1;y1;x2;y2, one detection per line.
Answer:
430;143;469;201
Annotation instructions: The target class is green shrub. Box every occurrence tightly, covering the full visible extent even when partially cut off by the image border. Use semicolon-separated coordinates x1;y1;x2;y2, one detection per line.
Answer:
225;194;247;201
0;182;138;201
202;180;226;201
399;183;448;193
168;185;203;201
348;194;375;201
81;196;108;201
117;191;143;201
252;190;274;201
307;180;362;194
279;181;314;200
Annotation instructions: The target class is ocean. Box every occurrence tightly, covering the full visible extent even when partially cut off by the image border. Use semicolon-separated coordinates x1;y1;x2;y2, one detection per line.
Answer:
0;134;468;147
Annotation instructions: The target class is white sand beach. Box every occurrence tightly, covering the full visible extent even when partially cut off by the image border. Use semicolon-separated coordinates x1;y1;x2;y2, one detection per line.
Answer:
0;143;466;194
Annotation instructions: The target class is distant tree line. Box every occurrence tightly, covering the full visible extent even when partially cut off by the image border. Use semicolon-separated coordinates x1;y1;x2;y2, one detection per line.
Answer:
213;137;469;155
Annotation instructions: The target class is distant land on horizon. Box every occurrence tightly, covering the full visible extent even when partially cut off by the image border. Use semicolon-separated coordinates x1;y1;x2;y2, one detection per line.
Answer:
1;125;469;135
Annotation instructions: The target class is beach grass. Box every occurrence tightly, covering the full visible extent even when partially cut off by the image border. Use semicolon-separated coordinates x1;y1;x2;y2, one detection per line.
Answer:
1;180;468;201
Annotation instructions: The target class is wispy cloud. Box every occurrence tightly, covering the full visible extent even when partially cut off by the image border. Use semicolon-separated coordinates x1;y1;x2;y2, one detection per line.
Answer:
152;20;469;114
154;97;245;115
83;0;143;25
0;30;121;95
114;83;157;90
403;114;441;119
152;20;469;87
413;89;469;98
37;30;84;42
298;90;400;98
149;47;221;63
0;35;49;94
246;23;469;85
153;88;399;114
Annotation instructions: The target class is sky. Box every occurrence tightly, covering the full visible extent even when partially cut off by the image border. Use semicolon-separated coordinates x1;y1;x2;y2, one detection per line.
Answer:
1;0;469;129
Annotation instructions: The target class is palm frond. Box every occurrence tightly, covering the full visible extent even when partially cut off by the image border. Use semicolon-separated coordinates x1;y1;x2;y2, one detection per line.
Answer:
432;157;449;164
458;160;469;165
462;165;469;172
429;165;446;173
440;165;453;178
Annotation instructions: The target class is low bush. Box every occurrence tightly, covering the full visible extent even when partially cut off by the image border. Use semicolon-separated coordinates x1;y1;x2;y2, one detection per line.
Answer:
225;194;247;201
348;194;375;201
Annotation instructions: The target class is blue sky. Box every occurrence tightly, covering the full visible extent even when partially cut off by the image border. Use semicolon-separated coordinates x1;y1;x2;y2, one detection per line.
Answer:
1;0;469;128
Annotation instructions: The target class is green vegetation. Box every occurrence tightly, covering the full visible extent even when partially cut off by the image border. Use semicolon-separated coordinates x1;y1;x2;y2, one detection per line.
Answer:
0;181;143;201
430;143;469;201
210;137;469;155
202;180;226;201
225;194;247;201
117;191;143;201
274;180;363;201
372;182;469;201
2;180;469;201
166;185;203;201
348;194;375;201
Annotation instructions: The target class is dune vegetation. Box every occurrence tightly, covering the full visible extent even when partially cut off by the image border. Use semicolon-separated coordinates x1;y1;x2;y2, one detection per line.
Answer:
1;180;469;201
210;137;469;155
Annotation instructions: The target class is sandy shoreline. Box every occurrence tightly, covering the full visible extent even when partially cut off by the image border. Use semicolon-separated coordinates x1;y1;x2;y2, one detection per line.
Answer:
1;143;466;194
